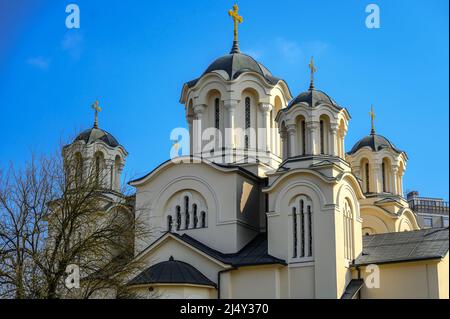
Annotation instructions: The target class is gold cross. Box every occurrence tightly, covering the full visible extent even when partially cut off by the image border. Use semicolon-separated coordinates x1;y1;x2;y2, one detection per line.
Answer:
369;105;376;134
308;57;317;89
228;4;243;42
91;100;101;128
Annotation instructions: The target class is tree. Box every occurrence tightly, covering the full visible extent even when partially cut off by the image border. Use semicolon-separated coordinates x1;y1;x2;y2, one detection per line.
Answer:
0;148;151;299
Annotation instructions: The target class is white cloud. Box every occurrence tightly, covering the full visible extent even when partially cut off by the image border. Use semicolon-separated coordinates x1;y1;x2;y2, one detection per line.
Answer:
276;38;303;62
61;32;83;59
275;38;330;64
27;57;50;70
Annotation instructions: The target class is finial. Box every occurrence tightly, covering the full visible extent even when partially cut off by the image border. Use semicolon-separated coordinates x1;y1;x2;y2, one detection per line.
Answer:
369;105;376;135
228;4;243;54
91;100;101;129
308;56;317;90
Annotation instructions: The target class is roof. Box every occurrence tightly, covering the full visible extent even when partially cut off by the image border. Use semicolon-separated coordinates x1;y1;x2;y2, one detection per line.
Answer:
128;156;264;186
185;42;282;88
137;232;284;268
288;88;341;109
341;279;364;299
173;233;285;267
355;228;449;266
348;133;404;156
128;256;216;288
74;127;120;148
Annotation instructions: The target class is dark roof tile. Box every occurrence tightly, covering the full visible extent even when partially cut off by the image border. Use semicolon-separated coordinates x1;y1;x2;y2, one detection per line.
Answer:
356;228;449;265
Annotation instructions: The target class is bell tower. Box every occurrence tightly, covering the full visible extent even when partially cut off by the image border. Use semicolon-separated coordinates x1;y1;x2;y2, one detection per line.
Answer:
63;100;128;192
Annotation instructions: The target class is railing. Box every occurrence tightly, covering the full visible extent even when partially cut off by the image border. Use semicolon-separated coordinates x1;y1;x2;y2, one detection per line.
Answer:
409;200;449;215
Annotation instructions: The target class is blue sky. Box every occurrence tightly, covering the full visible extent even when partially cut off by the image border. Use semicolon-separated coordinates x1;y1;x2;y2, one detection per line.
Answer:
0;0;448;200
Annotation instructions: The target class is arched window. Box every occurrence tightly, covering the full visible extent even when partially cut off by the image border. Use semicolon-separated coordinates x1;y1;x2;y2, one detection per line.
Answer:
320;120;325;155
193;204;198;229
365;162;370;193
245;97;251;149
74;153;83;185
292;207;297;258
201;211;207;228
167;215;173;232
301;120;306;155
382;162;386;192
291;197;313;259
215;98;220;130
176;206;181;231
94;153;104;187
300;200;305;257
307;205;313;257
343;199;354;261
184;196;190;229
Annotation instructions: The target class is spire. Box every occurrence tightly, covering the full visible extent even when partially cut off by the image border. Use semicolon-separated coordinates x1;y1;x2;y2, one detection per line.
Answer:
91;100;101;129
308;56;317;90
369;105;376;135
228;4;243;54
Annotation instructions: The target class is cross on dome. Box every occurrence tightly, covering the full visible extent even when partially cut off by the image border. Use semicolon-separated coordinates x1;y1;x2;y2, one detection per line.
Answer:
228;4;243;54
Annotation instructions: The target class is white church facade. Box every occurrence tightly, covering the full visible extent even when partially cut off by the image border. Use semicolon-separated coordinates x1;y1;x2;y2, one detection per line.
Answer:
64;6;449;299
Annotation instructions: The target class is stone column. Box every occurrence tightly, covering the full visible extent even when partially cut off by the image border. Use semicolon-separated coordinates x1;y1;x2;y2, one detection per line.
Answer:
341;128;347;157
259;103;273;153
280;130;287;160
287;124;297;157
398;170;405;197
224;100;238;149
307;121;319;155
193;105;206;156
391;166;399;195
372;164;382;193
330;123;339;157
187;114;194;155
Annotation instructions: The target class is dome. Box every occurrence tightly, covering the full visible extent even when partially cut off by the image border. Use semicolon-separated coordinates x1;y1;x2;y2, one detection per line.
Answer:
127;256;216;287
74;127;120;148
348;133;403;155
288;88;340;108
185;43;281;88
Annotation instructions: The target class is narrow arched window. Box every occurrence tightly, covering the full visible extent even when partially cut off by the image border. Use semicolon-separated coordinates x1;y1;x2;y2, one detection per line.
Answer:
176;206;181;231
343;200;354;261
307;205;313;257
193;204;198;229
201;211;207;228
184;196;189;229
74;153;83;185
95;155;101;186
301;120;306;155
320;120;325;155
382;162;386;192
292;207;297;258
167;215;173;232
215;98;220;130
300;200;305;257
365;162;370;193
245;97;251;149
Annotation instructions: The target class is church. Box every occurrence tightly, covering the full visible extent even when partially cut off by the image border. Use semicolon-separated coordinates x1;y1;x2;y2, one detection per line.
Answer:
64;5;449;299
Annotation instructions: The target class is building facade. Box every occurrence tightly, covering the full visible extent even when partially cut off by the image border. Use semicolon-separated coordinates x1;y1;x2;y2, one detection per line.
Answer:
407;191;449;229
64;6;449;299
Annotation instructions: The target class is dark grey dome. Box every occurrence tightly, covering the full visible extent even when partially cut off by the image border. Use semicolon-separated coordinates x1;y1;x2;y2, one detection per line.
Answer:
127;256;216;287
186;43;281;88
74;128;119;148
348;133;403;155
204;53;279;83
288;89;340;108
